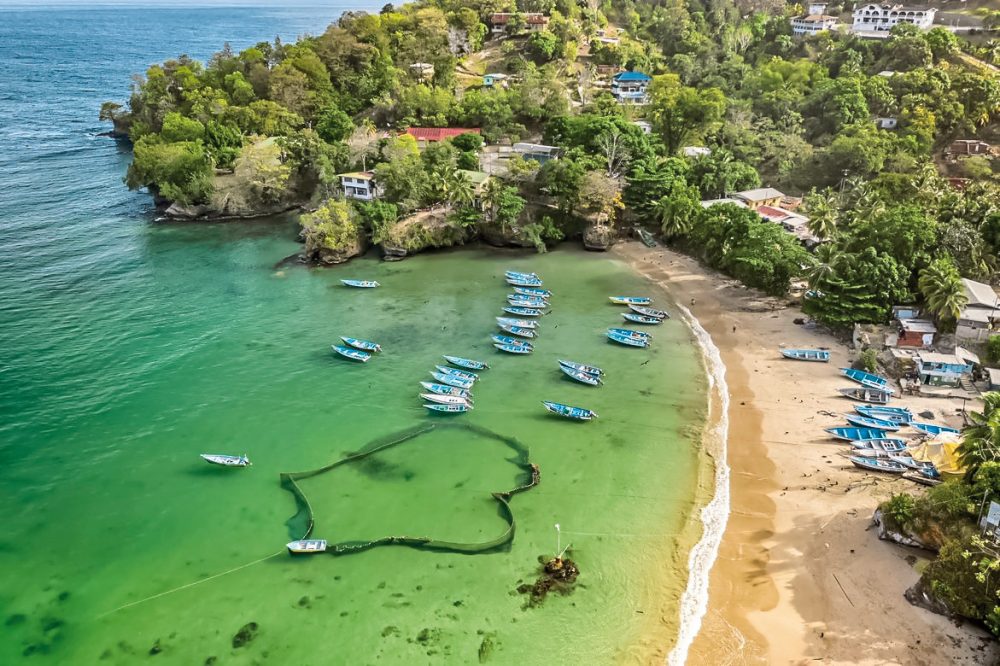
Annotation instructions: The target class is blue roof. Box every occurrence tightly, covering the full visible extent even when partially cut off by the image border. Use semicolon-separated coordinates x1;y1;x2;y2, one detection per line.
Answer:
614;71;651;82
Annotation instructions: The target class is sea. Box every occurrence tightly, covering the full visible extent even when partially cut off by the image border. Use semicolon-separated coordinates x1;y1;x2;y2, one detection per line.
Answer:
0;3;714;663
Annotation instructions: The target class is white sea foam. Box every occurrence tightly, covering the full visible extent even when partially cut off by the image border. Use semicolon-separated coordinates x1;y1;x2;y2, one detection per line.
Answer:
667;303;731;666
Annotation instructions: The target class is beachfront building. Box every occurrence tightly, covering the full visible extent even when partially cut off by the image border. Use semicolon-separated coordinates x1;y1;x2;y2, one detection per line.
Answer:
915;351;973;387
896;318;937;348
756;205;818;246
405;127;481;149
456;169;490;209
851;4;937;34
338;172;380;201
791;3;841;35
512;143;562;164
733;187;785;211
490;12;549;35
611;72;651;104
956;278;1000;342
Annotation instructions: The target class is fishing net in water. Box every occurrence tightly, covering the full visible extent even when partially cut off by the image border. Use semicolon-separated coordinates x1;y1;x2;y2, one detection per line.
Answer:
279;422;539;556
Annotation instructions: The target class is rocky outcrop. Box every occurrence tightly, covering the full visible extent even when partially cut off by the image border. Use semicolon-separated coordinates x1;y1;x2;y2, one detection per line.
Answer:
378;207;469;259
904;577;956;618
582;223;617;251
308;229;366;265
479;223;535;249
872;508;935;550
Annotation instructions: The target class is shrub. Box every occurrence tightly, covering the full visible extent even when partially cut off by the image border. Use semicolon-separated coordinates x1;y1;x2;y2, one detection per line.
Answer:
883;493;916;531
860;348;878;374
987;335;1000;364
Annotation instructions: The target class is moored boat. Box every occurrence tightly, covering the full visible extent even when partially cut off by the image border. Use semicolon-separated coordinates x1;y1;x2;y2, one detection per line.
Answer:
560;365;601;386
837;387;892;404
287;539;327;554
855;405;913;423
513;286;552;298
609;327;651;340
780;348;830;362
507;294;547;307
332;345;372;362
503;306;545;317
628;304;669;319
201;454;251;467
841;367;893;392
609;296;652;305
442;355;489;370
424;403;470;413
340;336;381;352
826;426;890;441
844;413;901;431
848;437;908;451
558;360;604;376
622;313;663;325
492;334;533;350
430;371;474;389
420;381;473;399
607;329;649;347
505;270;538;279
494;343;532;354
542;401;598;421
496;317;538;329
434;365;478;382
849;456;907;474
506;277;544;287
498;323;536;339
341;279;379;288
911;422;960;436
420;393;472;407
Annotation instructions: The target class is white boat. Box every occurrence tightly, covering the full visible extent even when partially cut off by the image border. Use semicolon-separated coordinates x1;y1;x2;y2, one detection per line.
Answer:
201;454;251;467
420;393;472;407
287;539;327;554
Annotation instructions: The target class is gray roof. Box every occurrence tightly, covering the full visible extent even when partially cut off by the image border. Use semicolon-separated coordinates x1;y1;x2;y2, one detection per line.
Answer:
962;278;999;309
700;198;747;209
899;319;936;334
734;187;785;202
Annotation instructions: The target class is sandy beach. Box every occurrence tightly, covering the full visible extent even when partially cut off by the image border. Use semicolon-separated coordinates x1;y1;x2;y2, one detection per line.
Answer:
614;242;1000;665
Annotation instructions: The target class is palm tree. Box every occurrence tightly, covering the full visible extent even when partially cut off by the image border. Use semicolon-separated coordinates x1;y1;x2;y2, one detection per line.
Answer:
804;188;840;241
655;193;694;239
959;393;1000;479
447;171;475;208
918;258;968;323
807;243;845;289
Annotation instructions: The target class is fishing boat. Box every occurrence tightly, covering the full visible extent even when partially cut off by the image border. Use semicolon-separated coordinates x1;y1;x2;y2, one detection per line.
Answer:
503;306;545;317
887;455;925;470
442;355;489;370
609;327;651;340
780;349;830;362
507;294;547;306
609;296;652;305
494;343;532;354
848;437;908;452
844;413;901;431
840;367;893;392
492;334;533;350
506;277;544;287
559;360;604;376
340;336;381;352
287;539;328;554
560;365;601;386
542;401;598;421
911;422;960;436
424;403;470;413
825;426;890;441
607;329;649;347
420;381;473;399
837;387;892;404
505;270;538;278
498;323;536;339
903;467;942;486
622;312;663;325
331;345;372;362
637;227;657;248
855;405;913;424
200;454;251;467
496;317;538;329
420;393;472;407
628;304;669;319
849;456;907;474
513;286;552;298
434;365;478;382
341;279;379;288
430;371;474;389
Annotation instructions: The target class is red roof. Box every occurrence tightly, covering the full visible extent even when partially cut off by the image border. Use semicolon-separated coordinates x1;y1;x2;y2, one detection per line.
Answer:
757;205;790;220
405;127;481;142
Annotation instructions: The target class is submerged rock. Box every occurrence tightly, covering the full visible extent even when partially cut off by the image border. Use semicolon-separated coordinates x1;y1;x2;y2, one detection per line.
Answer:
232;622;259;649
516;556;580;607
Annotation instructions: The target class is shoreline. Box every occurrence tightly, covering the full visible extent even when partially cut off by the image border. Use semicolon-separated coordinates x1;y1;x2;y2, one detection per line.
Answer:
613;242;1000;665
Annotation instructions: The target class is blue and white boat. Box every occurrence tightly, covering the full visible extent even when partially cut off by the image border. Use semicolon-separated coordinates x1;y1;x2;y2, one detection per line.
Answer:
780;349;830;362
609;327;651;340
496;317;538;329
430;371;474;389
609;296;651;305
542;401;598;421
420;393;472;407
341;336;381;352
420;381;473;399
849;456;907;474
424;403;470;414
849;437;908;452
505;270;538;279
856;405;913;424
492;334;533;350
498;323;536;339
559;360;604;376
442;355;489;370
494;343;532;354
838;387;892;404
622;313;663;325
341;279;379;288
287;539;328;554
513;286;551;298
844;413;901;431
560;365;601;386
607;330;649;348
201;453;251;467
332;345;372;362
911;422;960;436
507;294;546;307
628;304;669;319
503;306;545;317
841;367;893;392
825;426;890;441
434;365;478;382
506;276;544;287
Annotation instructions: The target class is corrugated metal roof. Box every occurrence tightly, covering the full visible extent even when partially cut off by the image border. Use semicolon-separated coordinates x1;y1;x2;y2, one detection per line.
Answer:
962;278;999;308
405;128;481;142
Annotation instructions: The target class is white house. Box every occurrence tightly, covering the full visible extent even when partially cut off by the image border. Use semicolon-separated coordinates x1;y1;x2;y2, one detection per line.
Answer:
957;278;1000;342
339;172;379;201
791;3;840;35
876;117;899;129
852;4;937;33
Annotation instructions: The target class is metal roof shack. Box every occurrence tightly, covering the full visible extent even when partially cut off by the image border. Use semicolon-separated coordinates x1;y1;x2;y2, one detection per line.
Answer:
405;127;481;144
897;318;936;348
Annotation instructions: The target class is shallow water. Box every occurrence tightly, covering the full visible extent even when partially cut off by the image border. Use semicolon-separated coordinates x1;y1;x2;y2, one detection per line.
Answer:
0;4;709;664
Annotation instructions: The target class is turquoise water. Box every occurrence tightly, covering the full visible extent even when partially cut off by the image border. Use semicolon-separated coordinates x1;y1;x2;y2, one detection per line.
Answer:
0;4;709;664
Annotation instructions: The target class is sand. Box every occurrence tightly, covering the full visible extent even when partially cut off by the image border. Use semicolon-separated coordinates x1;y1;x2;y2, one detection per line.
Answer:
614;243;1000;665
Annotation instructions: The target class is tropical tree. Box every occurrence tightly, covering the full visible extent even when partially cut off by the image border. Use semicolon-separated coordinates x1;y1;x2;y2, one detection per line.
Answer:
959;393;1000;480
803;187;840;240
655;180;701;239
918;257;968;324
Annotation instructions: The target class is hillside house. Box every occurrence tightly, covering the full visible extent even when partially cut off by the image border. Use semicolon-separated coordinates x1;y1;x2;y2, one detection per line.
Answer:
792;3;840;35
756;205;818;245
482;73;508;88
490;13;549;35
949;139;992;156
916;351;972;387
405;127;481;148
852;4;937;33
512;143;562;164
456;169;490;209
733;187;785;211
339;172;380;201
409;63;434;81
876;117;898;129
956;278;1000;342
611;71;651;104
896;319;936;348
701;198;748;209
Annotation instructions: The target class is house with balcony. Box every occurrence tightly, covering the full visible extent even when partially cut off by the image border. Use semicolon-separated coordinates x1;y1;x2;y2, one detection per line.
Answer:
852;4;937;33
791;3;840;35
915;351;973;387
611;71;651;104
338;172;380;201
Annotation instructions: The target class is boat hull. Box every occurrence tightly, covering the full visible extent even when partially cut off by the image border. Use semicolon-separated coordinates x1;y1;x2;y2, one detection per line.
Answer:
560;365;601;386
780;349;830;362
542;401;597;421
332;345;371;362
